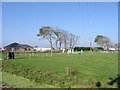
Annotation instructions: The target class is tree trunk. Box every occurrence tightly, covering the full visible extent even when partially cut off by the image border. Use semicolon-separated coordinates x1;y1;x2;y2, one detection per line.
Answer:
59;42;62;50
55;40;58;50
64;41;67;53
50;42;53;56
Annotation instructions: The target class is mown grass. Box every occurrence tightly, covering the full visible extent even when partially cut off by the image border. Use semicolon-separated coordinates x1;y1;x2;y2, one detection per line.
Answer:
1;52;118;88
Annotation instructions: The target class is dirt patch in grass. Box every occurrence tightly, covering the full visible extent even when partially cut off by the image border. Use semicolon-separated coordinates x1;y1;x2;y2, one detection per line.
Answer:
0;84;16;90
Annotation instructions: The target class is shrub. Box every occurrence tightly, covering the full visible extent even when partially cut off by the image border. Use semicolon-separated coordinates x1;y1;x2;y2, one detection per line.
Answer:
65;67;78;76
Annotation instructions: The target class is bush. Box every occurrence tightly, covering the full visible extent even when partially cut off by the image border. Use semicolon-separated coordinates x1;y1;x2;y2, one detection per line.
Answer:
65;67;78;76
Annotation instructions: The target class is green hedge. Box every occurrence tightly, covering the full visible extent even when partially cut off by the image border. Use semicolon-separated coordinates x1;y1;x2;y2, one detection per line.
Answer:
2;61;83;88
74;47;104;51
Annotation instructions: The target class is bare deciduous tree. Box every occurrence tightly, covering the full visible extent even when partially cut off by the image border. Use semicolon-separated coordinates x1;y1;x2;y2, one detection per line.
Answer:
37;26;80;54
54;28;63;50
68;33;80;52
62;30;70;52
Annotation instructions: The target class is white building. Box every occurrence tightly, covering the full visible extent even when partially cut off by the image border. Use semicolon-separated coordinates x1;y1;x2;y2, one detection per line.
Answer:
108;48;116;51
34;47;51;52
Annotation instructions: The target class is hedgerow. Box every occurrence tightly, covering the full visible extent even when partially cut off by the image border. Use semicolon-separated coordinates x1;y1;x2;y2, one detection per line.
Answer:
2;60;82;88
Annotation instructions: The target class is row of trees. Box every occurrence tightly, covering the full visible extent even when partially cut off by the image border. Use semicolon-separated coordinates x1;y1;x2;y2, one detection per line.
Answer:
37;26;80;56
37;26;117;55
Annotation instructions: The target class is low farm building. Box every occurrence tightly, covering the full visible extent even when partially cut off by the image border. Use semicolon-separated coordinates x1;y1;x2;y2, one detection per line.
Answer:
34;47;51;52
4;42;33;52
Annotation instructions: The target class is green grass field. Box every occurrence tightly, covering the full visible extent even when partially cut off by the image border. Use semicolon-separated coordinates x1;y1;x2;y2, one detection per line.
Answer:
1;52;118;88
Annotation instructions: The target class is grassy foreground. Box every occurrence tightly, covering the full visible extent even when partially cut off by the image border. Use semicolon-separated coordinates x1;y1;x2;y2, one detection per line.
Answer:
1;71;54;88
1;52;118;88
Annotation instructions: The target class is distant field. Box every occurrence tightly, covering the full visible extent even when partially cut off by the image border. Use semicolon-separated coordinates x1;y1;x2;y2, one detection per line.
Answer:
1;52;118;88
